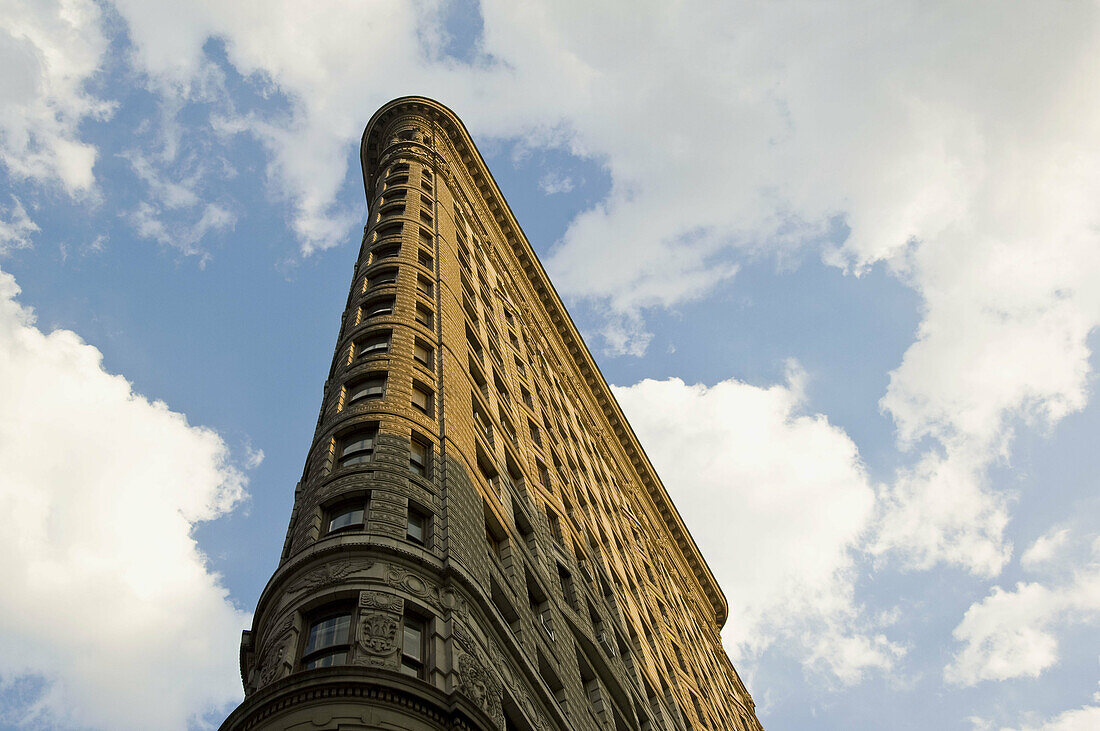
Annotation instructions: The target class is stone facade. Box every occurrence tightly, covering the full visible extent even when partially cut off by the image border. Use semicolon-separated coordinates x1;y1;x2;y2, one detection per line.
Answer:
221;97;764;731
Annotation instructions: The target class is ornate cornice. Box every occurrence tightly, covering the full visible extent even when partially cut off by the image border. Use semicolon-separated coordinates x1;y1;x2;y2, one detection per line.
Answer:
359;96;729;627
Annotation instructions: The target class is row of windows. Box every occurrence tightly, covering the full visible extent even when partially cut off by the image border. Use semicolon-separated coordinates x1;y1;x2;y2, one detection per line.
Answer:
321;491;429;545
347;329;434;369
339;371;435;417
335;428;433;479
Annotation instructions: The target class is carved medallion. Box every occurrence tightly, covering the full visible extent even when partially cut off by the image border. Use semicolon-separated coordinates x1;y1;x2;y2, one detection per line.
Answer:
358;613;400;656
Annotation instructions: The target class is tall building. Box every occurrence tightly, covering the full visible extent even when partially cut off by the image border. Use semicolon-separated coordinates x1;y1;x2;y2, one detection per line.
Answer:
221;97;763;731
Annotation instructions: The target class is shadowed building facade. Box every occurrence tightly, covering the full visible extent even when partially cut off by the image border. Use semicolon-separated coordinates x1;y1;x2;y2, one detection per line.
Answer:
221;97;763;731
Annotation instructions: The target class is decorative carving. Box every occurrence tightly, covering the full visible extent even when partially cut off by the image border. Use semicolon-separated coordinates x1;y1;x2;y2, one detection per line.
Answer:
286;559;373;594
360;590;403;613
253;613;296;691
358;612;400;656
457;651;504;730
383;564;468;619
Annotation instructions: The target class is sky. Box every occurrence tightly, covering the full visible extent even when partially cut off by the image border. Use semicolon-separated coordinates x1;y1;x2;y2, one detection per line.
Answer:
0;1;1098;729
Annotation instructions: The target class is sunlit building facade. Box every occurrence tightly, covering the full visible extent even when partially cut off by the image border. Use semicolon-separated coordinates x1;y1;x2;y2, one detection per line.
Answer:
221;97;763;731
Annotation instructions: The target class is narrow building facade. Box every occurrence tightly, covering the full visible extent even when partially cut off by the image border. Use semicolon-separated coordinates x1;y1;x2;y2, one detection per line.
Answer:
221;97;763;731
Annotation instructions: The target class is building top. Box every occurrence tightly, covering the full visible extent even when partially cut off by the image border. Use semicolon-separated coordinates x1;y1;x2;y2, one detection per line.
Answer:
360;96;729;628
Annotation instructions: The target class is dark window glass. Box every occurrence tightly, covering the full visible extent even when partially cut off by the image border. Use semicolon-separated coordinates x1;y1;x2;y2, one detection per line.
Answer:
347;375;385;404
400;617;425;677
363;297;395;319
358;331;390;356
302;613;351;669
339;431;375;467
328;505;365;532
406;508;426;544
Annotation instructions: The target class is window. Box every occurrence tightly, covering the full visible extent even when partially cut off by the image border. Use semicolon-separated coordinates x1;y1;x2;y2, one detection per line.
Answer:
420;210;433;226
400;615;426;678
521;386;533;409
373;222;402;241
528;420;542;447
416;275;433;297
527;573;553;639
410;437;430;477
361;296;395;320
356;330;391;357
412;382;434;415
301;610;352;669
371;243;400;262
421;179;433;194
558;564;578;610
337;428;375;467
419;227;432;247
413;339;433;367
418;249;433;269
370;268;398;288
326;496;367;534
406;504;428;545
546;508;563;544
415;303;433;328
346;374;385;405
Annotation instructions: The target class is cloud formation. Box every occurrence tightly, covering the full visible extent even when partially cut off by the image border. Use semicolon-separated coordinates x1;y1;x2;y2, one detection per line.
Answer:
0;0;111;193
0;268;250;729
946;532;1100;686
612;368;900;682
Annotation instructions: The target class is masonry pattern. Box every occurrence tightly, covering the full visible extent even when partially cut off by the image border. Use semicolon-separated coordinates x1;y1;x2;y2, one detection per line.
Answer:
220;97;764;731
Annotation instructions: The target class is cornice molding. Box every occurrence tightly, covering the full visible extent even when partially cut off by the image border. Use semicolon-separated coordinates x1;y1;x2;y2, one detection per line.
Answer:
360;96;729;627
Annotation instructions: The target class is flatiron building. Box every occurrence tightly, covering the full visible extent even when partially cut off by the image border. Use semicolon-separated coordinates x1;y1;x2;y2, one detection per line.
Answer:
221;97;763;731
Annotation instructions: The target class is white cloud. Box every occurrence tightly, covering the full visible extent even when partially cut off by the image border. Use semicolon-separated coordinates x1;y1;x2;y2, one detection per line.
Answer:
1002;702;1100;731
1023;529;1073;572
0;0;112;193
612;367;901;682
0;196;39;255
945;535;1100;686
538;170;574;194
0;267;251;729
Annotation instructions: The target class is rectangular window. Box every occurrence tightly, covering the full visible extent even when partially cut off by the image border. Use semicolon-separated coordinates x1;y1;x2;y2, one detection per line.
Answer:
410;437;429;477
326;496;368;534
415;303;433;328
301;611;351;669
412;382;434;415
420;210;433;226
373;222;402;241
357;330;391;357
346;374;385;405
400;616;425;678
406;505;428;545
362;297;395;320
418;249;433;269
338;428;376;467
413;339;433;367
370;268;398;288
416;275;433;297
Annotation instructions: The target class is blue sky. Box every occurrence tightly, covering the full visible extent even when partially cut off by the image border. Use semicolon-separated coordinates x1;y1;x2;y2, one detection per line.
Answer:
1;1;1099;729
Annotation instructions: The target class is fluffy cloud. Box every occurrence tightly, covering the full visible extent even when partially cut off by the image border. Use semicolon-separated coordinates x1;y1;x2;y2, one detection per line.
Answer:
0;196;38;255
612;368;901;682
0;0;112;193
1001;702;1100;731
0;267;250;729
945;532;1100;686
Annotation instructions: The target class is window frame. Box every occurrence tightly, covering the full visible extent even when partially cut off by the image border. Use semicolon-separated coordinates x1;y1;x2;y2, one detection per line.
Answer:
300;606;354;670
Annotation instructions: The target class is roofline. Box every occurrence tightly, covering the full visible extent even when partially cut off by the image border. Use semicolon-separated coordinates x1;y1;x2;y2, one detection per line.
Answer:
359;96;730;628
